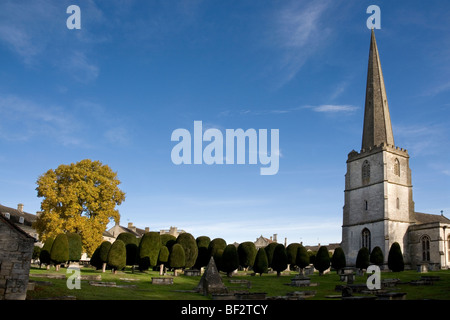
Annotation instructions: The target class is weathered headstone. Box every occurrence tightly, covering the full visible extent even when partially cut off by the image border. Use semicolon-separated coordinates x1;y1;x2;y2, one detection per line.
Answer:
195;257;228;295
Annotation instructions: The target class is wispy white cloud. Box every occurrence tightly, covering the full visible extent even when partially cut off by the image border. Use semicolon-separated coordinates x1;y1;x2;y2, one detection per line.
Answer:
395;123;448;156
218;104;358;118
0;0;103;83
306;104;359;113
0;94;81;146
267;0;332;87
0;94;133;148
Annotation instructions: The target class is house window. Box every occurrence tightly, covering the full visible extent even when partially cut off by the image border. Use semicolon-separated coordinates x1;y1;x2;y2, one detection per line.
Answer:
421;235;431;262
362;160;370;184
362;228;371;252
394;158;400;176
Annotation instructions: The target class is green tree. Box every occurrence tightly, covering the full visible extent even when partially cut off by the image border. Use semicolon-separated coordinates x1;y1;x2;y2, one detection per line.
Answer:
39;237;54;269
50;234;69;271
237;241;257;270
295;245;310;274
33;246;41;261
213;249;224;272
264;242;278;268
221;244;240;277
169;243;186;275
67;233;82;262
138;232;161;271
286;243;301;270
98;241;112;272
194;236;211;269
89;245;102;269
370;246;384;266
176;233;198;269
158;246;170;275
208;238;227;258
160;234;177;251
388;242;404;272
272;244;288;277
355;247;370;270
107;240;126;273
331;247;346;272
35;159;126;256
314;246;330;275
253;248;268;276
116;232;139;269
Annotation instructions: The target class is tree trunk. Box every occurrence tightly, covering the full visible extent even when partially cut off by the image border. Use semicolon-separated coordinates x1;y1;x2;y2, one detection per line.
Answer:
102;262;107;273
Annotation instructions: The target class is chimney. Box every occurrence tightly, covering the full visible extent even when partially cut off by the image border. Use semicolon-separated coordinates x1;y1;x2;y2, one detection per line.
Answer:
17;203;24;213
36;211;43;217
273;234;277;243
128;222;136;232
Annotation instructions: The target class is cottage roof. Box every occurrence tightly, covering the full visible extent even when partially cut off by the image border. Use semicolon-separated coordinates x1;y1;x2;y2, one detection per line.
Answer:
0;213;36;241
0;204;36;227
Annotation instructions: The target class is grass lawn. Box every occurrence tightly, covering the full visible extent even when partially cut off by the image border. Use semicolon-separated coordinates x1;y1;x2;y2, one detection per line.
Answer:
27;266;450;300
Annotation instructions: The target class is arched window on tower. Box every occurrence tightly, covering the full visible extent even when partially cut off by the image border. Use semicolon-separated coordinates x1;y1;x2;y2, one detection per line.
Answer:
362;228;371;252
421;235;431;262
364;200;368;211
396;197;400;209
394;158;400;177
362;160;370;184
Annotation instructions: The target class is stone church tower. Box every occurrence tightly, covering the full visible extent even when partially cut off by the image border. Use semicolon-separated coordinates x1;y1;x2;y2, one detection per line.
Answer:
341;30;415;265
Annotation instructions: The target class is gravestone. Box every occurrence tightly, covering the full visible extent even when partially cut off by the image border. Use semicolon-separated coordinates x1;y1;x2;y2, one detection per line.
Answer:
195;257;228;295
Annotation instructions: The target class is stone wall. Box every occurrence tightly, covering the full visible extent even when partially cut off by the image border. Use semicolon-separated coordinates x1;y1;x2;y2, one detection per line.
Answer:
0;216;35;300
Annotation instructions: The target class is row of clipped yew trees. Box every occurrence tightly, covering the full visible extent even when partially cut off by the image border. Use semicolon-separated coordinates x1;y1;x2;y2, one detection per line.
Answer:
35;231;406;276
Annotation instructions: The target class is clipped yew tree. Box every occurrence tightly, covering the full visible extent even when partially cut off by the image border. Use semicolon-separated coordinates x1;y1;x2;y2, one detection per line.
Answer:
314;246;330;275
295;245;310;275
272;244;288;276
237;241;257;270
169;243;185;275
370;246;384;266
50;233;69;271
331;247;346;273
107;240;126;273
89;245;102;269
116;232;139;269
160;234;177;251
195;236;211;269
388;242;404;272
176;233;198;269
39;237;54;269
138;232;161;271
213;249;224;272
253;248;268;276
67;233;82;262
98;241;112;272
264;242;278;268
286;243;301;269
355;247;370;270
221;244;240;277
158;246;170;275
208;238;227;258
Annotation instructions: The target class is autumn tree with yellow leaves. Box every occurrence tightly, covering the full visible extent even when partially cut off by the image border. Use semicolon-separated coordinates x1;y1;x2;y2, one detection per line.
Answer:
34;159;126;256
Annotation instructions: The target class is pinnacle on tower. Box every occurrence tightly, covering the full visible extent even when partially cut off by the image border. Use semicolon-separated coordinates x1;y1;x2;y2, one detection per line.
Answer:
361;29;395;151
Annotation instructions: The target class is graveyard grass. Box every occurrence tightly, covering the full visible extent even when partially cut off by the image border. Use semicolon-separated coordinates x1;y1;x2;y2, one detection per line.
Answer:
27;266;450;300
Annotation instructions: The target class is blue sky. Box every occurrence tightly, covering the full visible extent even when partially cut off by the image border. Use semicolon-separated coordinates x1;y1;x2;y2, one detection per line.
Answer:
0;1;449;246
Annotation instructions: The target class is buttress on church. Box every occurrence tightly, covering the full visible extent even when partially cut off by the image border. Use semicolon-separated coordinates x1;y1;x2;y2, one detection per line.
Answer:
341;30;450;270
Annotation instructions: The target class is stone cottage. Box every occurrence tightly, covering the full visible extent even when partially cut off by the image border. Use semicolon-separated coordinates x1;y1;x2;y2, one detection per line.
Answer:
0;213;36;300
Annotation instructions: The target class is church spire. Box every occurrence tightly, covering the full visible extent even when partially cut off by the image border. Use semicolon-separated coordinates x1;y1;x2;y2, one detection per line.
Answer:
361;29;395;151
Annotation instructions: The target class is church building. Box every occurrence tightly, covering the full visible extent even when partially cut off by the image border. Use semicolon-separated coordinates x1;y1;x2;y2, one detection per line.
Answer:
341;30;450;270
